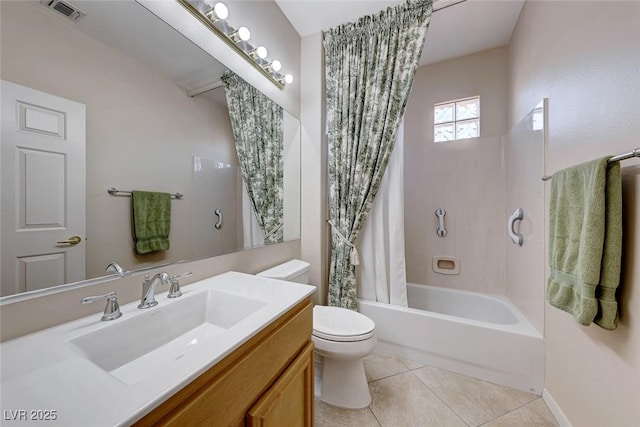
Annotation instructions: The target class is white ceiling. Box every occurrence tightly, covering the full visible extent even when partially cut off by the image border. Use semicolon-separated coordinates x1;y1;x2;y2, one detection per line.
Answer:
50;0;523;99
274;0;525;65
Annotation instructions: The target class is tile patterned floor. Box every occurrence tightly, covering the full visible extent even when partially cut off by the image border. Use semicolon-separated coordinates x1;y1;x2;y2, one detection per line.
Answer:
316;351;559;427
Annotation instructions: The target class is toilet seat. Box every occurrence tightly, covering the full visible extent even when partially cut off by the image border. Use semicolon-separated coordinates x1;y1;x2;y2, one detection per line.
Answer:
313;306;375;342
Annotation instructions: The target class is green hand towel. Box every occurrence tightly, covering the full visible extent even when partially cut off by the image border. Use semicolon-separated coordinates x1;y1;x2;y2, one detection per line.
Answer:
546;157;622;330
132;191;171;255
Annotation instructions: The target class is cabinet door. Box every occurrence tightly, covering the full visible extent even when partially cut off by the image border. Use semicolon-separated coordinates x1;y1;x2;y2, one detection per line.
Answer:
247;342;314;427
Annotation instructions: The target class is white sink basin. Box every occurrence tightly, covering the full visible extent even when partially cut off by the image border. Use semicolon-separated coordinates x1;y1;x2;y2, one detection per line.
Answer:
0;271;315;426
69;289;266;385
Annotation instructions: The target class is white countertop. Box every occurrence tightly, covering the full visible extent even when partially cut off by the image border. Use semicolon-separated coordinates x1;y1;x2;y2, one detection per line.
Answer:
0;272;315;426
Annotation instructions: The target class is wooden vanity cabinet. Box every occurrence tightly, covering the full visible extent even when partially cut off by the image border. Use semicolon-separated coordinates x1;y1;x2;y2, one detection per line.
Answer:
135;298;314;427
247;342;314;426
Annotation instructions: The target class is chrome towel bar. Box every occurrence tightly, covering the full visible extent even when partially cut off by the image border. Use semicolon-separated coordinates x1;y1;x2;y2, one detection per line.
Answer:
107;187;184;200
542;147;640;181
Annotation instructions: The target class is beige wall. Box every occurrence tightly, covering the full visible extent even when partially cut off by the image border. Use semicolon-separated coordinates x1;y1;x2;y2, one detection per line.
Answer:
300;32;328;303
1;1;239;279
404;47;509;294
509;1;640;425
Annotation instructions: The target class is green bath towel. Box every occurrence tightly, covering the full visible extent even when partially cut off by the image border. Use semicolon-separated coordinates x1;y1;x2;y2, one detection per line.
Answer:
132;191;171;255
547;157;622;330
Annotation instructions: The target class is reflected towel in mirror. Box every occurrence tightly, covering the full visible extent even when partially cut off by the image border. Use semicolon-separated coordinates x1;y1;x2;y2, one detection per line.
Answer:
132;191;171;255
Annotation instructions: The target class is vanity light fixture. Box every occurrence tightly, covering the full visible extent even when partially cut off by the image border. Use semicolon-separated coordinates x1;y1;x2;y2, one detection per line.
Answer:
177;0;292;90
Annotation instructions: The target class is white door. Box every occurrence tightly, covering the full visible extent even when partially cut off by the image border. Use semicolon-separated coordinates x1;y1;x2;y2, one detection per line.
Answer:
1;80;86;297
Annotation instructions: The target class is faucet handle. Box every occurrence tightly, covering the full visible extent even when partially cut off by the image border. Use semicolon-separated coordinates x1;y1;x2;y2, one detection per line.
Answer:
82;291;122;321
168;272;192;299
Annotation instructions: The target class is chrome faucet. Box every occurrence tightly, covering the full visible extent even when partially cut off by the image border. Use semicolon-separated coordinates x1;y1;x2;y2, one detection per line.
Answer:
168;272;192;298
82;291;122;321
138;272;170;309
106;262;130;277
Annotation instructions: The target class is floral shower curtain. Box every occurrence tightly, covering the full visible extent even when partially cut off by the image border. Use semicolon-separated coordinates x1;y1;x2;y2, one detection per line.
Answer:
222;71;284;244
324;0;432;309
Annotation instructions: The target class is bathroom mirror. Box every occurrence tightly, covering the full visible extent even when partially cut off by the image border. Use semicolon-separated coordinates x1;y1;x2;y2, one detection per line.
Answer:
0;0;300;297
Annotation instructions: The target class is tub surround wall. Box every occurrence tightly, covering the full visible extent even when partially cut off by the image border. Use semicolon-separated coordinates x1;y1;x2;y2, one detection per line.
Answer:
404;47;509;295
509;1;640;425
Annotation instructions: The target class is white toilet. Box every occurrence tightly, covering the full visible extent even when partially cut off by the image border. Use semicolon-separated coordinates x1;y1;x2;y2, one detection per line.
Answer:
257;260;377;409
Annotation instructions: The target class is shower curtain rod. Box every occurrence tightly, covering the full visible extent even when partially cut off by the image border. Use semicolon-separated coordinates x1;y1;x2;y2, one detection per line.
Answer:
188;80;223;97
541;147;640;181
433;0;467;13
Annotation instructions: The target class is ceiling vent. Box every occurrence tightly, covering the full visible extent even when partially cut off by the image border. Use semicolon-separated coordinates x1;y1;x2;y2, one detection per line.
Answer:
40;0;86;22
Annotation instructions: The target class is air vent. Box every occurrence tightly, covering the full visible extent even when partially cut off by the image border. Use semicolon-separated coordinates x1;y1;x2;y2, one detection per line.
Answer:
40;0;86;22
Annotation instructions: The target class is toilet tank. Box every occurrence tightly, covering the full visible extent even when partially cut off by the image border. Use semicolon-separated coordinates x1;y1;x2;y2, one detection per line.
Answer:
256;259;311;284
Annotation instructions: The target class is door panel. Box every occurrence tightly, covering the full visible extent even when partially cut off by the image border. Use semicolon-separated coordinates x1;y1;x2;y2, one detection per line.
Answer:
20;148;66;227
1;80;86;297
17;253;66;292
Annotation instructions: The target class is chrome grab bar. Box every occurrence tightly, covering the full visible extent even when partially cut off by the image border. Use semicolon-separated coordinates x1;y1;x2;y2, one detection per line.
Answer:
435;208;447;237
214;209;223;229
508;208;524;246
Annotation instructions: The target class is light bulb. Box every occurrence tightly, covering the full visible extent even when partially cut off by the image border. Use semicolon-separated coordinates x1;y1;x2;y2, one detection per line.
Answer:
213;2;228;20
255;45;268;59
284;74;293;84
204;1;228;21
237;26;251;42
271;60;282;72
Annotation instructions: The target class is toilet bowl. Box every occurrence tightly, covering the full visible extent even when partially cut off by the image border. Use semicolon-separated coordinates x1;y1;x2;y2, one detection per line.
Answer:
312;305;377;408
257;260;378;409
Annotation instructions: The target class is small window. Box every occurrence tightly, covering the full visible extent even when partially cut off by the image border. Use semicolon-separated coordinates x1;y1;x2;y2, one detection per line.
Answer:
434;96;480;142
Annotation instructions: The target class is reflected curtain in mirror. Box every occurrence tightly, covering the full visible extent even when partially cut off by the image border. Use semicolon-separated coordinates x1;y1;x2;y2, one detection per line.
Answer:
222;71;284;244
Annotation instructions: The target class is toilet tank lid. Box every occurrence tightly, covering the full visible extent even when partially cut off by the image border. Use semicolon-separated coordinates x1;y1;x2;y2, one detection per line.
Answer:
256;259;310;280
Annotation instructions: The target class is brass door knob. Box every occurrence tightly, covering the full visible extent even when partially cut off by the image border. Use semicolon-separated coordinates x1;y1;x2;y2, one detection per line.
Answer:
57;236;82;245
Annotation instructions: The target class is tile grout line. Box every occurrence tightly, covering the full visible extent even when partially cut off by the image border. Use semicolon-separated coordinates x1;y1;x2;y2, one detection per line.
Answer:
476;398;540;427
364;355;553;427
367;406;384;427
366;368;411;385
407;369;472;427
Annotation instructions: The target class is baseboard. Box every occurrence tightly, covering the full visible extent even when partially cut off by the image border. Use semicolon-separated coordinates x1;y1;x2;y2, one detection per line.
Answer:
543;389;572;427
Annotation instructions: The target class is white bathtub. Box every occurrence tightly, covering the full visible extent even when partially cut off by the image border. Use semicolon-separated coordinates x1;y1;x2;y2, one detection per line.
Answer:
359;283;544;394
